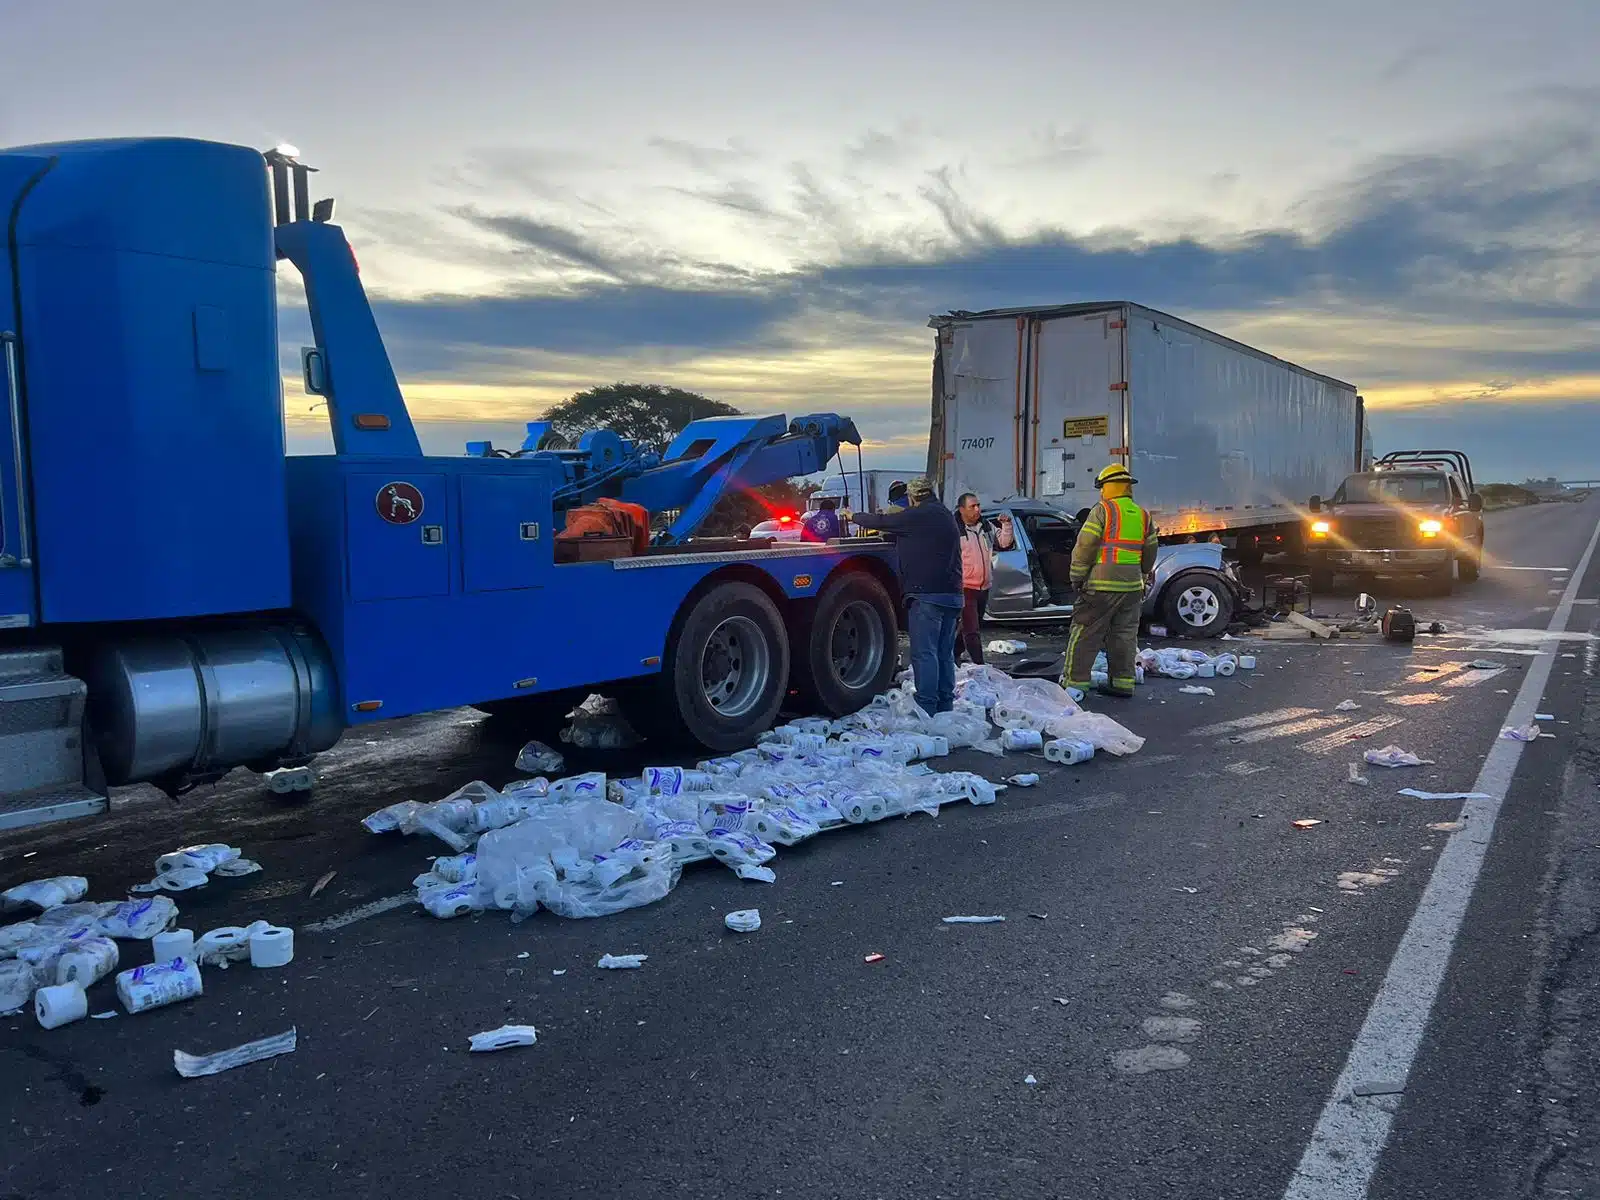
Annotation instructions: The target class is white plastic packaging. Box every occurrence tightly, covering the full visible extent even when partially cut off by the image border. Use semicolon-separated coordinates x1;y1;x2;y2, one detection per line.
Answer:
469;1024;538;1052
193;926;252;966
1000;728;1044;751
156;844;241;875
1196;662;1216;678
34;981;88;1029
724;908;761;933
515;739;566;775
55;935;119;987
432;853;478;884
0;919;40;957
419;881;483;919
2;875;89;913
248;926;294;968
597;953;647;969
362;799;423;834
549;772;607;801
97;897;179;940
1239;656;1257;670
116;957;203;1013
0;959;35;1011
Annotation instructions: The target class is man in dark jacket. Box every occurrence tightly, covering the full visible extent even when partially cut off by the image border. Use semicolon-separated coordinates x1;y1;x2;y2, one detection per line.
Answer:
844;477;962;714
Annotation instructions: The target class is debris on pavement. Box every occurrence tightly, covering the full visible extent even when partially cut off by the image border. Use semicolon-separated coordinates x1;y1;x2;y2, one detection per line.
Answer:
1334;700;1361;712
1004;773;1040;787
116;957;203;1013
514;739;566;775
1500;724;1540;742
987;639;1028;654
552;969;566;976
467;1024;538;1053
1347;763;1370;786
1535;712;1555;721
174;1028;298;1076
1364;746;1435;768
248;925;294;968
863;952;886;964
1291;820;1323;830
734;864;776;883
309;870;338;899
34;981;88;1029
1024;1073;1038;1085
1466;659;1507;670
597;953;647;969
942;915;1006;924
1352;1079;1406;1098
1043;738;1096;764
724;909;761;933
130;845;260;894
1;876;88;913
1428;821;1467;832
1398;789;1492;801
561;695;641;749
1178;685;1215;696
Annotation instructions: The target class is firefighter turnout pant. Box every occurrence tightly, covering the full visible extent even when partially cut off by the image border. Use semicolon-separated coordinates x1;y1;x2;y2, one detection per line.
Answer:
1063;588;1142;696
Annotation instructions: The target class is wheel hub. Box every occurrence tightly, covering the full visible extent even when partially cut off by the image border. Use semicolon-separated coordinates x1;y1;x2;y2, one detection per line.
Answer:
1175;586;1221;627
698;615;771;717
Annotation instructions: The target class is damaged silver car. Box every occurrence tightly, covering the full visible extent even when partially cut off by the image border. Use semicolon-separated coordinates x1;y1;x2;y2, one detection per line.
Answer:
979;500;1247;639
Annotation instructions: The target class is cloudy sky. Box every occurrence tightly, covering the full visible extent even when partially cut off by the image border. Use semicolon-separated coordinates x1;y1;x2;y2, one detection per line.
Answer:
6;0;1599;482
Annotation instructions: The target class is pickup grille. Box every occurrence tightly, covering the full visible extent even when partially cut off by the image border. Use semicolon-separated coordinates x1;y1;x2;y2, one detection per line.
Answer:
1336;517;1409;546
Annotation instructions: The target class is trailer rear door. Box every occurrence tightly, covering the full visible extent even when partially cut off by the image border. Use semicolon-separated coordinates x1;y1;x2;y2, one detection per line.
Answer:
936;318;1026;501
1028;311;1122;503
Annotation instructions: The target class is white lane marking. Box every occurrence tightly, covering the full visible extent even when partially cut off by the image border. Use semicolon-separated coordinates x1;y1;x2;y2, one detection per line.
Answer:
1224;761;1273;776
1192;707;1320;737
304;892;414;933
1230;715;1349;745
1283;513;1600;1199
1298;717;1405;755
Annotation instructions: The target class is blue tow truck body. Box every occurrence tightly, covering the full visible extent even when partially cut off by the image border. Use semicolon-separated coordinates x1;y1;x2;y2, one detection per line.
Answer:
0;137;901;830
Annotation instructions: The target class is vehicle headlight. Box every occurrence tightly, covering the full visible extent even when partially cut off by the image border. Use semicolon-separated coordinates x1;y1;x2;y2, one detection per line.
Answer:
1419;519;1443;536
1311;520;1331;536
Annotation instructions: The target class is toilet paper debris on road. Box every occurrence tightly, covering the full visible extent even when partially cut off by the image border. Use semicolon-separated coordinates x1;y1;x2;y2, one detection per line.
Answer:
173;1028;297;1078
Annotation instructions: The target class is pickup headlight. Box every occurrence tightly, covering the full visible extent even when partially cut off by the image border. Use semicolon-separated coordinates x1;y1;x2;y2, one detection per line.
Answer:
1418;519;1443;536
1310;520;1331;537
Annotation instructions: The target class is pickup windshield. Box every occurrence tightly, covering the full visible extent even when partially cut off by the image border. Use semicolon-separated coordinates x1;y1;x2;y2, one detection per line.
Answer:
1332;473;1450;504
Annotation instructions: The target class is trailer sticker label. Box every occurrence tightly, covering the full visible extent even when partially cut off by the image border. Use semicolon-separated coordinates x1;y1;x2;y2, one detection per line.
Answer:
376;482;424;524
1064;416;1110;438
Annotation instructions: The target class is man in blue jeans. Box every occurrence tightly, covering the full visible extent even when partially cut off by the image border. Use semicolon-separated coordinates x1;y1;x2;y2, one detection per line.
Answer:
843;477;962;714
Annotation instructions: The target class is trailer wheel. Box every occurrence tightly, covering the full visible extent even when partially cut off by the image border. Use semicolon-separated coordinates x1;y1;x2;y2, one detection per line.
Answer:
1162;571;1234;639
631;581;790;751
792;571;898;716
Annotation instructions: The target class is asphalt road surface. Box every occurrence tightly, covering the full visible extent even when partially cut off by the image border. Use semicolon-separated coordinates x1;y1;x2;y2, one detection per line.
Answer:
4;497;1599;1200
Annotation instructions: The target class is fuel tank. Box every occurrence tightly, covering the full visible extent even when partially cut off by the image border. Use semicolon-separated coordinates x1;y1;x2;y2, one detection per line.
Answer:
82;626;342;786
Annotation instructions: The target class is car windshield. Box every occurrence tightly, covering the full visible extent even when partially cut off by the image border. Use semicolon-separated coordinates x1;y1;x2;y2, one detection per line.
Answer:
1333;473;1449;504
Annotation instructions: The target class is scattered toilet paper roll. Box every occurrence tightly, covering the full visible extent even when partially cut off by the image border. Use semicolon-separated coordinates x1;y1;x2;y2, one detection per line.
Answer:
724;908;761;933
1215;656;1237;677
55;936;119;987
1196;662;1217;678
194;927;251;966
152;928;196;962
35;981;88;1029
116;957;203;1014
248;926;294;969
1044;738;1095;765
1239;655;1257;670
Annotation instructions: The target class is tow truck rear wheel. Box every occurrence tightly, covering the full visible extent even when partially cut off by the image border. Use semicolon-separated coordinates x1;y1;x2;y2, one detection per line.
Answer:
791;570;898;716
627;581;790;752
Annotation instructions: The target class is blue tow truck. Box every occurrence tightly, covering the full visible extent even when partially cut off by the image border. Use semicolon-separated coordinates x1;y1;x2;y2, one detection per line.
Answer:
0;137;902;831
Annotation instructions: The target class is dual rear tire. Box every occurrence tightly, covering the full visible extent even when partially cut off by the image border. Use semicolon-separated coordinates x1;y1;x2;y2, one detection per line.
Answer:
623;570;899;752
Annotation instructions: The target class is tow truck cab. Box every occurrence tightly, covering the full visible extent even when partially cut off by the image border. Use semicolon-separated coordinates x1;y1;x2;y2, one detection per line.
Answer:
1305;450;1484;595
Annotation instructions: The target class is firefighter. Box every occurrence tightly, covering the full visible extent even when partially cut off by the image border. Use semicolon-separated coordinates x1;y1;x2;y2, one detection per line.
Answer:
1063;464;1158;698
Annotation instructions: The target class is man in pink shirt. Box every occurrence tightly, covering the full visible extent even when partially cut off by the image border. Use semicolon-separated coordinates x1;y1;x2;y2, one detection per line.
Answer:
955;493;1014;664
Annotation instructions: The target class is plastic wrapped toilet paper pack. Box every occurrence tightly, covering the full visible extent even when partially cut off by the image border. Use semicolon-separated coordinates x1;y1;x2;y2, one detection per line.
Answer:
155;844;241;876
55;935;119;987
2;875;89;913
0;959;35;1011
97;897;179;940
117;957;203;1014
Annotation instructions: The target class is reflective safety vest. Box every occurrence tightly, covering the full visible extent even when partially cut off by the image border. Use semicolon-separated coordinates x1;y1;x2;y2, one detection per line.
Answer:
1071;496;1157;592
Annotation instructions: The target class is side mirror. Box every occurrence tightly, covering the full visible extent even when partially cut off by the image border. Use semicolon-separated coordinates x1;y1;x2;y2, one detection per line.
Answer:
1467;493;1483;512
1308;495;1322;513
